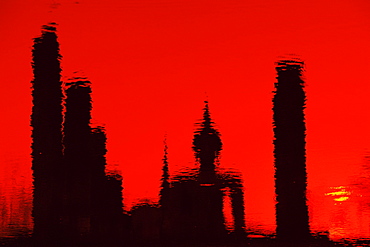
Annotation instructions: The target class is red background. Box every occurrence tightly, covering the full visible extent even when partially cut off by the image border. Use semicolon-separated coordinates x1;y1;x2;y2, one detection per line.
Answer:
0;0;370;240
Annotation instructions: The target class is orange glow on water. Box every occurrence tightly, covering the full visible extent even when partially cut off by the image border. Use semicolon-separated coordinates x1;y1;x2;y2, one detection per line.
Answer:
325;186;352;202
222;187;235;232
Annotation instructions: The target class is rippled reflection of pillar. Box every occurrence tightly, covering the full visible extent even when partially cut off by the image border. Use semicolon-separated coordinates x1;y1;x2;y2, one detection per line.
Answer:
273;59;311;242
63;80;125;244
30;23;64;243
90;126;126;244
63;79;93;243
230;186;245;236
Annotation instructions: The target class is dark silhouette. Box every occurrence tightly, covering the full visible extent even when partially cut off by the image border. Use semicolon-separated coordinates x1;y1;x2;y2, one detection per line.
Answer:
158;102;246;244
30;23;64;243
273;59;311;242
131;203;161;244
31;24;126;246
63;79;126;245
218;170;246;239
190;101;228;242
62;79;93;243
89;127;127;245
26;23;335;247
193;102;222;184
159;138;170;207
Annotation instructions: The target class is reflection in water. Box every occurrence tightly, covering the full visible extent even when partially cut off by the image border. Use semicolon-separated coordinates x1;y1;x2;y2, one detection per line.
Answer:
155;102;246;244
325;186;351;203
325;186;354;241
3;23;370;246
310;180;370;243
222;187;235;232
0;156;33;239
6;160;370;244
273;59;310;242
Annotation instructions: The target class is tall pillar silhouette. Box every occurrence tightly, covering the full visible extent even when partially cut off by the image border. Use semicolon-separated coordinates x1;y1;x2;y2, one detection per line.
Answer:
63;79;126;244
273;59;311;242
89;126;126;244
230;186;245;236
62;79;93;242
30;23;64;242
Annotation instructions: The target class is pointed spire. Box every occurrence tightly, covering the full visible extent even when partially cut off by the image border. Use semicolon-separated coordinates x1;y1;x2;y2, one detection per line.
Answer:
195;101;218;134
193;101;222;152
161;136;170;190
192;101;222;183
160;136;170;205
202;101;212;129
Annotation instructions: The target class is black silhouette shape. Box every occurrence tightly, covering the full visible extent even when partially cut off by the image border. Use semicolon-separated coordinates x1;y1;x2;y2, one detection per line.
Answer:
158;102;246;245
27;23;332;247
31;24;126;246
89;127;127;245
273;59;311;242
159;138;170;206
62;79;93;243
62;79;126;245
30;23;64;244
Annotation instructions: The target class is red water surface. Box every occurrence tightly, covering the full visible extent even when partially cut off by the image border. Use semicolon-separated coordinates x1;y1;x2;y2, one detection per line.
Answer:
0;0;370;240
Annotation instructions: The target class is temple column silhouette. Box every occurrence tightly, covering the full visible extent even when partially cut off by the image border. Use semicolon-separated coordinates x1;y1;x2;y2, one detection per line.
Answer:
62;79;93;243
63;79;126;244
273;59;311;242
230;186;245;237
30;23;126;245
30;23;64;243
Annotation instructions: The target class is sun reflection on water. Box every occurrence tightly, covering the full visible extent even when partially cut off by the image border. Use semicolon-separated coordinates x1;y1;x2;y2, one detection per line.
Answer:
325;186;352;203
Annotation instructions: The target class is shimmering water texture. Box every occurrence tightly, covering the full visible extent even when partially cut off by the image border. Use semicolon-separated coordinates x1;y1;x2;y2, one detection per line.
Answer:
2;24;370;247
